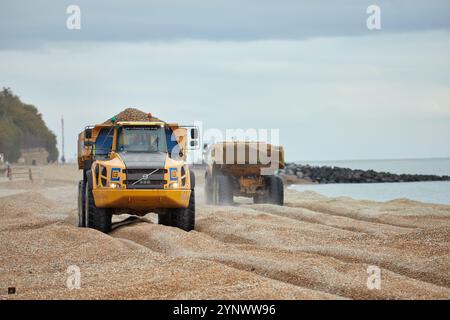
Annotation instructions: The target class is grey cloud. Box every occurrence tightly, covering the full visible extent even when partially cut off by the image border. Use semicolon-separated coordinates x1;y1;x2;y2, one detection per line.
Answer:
1;0;450;49
1;33;449;160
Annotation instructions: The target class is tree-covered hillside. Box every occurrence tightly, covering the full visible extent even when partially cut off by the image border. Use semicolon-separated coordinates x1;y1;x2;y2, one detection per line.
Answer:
0;88;58;163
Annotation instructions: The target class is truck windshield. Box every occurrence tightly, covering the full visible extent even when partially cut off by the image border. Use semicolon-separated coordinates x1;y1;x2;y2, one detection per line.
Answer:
117;126;167;153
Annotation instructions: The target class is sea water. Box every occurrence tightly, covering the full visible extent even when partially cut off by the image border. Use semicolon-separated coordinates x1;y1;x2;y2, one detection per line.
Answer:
290;158;450;205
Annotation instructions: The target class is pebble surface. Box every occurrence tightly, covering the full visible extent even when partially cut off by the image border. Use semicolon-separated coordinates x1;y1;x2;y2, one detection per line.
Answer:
0;165;449;299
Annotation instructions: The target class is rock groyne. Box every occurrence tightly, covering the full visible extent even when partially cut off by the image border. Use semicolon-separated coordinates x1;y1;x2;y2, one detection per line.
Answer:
279;163;450;184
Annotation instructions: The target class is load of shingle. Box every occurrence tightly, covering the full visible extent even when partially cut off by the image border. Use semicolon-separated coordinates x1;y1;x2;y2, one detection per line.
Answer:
103;108;164;124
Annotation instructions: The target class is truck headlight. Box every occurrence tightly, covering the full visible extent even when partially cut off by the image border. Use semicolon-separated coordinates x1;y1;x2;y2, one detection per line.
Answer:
108;182;120;189
168;182;179;189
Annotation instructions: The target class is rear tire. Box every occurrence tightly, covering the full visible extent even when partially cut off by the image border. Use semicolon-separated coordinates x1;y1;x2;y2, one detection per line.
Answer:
205;173;213;204
77;180;86;227
253;194;265;204
266;175;284;205
215;175;233;205
171;189;195;231
85;170;112;233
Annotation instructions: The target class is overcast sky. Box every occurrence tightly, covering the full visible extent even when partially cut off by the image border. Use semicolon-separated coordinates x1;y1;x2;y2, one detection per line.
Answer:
1;1;449;161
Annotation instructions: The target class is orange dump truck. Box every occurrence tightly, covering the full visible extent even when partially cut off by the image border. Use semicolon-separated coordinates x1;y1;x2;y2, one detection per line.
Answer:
204;142;285;205
77;109;198;233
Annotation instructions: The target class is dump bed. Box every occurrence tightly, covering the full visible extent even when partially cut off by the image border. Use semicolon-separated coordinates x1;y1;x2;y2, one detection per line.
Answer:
208;141;284;176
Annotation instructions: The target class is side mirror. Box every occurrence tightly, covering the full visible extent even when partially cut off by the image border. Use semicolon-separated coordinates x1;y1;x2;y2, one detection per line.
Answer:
85;128;93;139
190;128;198;139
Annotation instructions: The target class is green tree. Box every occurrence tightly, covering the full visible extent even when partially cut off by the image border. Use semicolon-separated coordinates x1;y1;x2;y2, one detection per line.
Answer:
0;88;59;163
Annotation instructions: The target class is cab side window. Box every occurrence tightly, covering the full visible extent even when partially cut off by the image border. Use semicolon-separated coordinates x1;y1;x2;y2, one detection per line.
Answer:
95;128;114;156
166;128;178;158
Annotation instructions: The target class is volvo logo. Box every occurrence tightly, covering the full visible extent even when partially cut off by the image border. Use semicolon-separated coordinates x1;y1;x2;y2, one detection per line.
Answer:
132;168;160;185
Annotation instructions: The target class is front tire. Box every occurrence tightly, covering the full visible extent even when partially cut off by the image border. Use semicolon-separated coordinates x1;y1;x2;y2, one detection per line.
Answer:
171;189;196;231
77;180;86;227
158;190;195;231
158;212;173;226
85;170;112;233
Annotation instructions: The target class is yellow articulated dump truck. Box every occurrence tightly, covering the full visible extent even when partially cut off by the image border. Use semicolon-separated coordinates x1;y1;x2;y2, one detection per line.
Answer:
204;142;285;205
77;108;198;233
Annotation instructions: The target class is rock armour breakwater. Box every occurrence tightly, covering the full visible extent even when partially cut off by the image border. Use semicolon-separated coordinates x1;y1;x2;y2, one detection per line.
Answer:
280;163;450;184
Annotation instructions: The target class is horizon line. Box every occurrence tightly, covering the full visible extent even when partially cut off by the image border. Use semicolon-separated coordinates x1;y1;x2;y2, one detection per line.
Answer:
292;156;450;163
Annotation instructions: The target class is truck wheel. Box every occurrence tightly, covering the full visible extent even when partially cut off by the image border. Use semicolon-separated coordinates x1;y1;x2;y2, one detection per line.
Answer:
189;170;196;188
216;175;233;205
171;189;195;231
205;174;213;204
77;180;86;227
266;175;284;205
85;170;112;233
158;212;173;226
253;194;264;204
